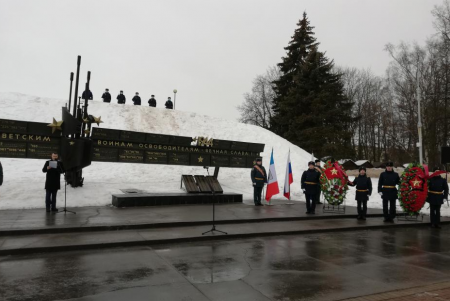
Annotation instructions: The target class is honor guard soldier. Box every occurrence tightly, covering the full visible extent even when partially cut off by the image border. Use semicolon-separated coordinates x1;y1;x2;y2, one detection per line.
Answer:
117;91;126;104
132;92;141;105
378;162;400;222
251;158;267;206
42;153;64;213
148;95;157;107
314;159;323;204
301;161;321;214
427;167;449;229
348;166;372;220
165;97;174;109
101;89;111;103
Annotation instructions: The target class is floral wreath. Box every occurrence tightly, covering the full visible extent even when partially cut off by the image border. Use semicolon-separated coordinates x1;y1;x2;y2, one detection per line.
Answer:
399;163;445;215
319;160;349;206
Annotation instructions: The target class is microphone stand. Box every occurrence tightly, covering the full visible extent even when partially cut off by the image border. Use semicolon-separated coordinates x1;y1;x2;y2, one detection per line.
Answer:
202;167;227;235
57;163;76;215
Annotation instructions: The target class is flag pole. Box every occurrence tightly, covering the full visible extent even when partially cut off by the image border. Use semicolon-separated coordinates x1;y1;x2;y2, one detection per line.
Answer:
286;149;294;205
263;147;278;206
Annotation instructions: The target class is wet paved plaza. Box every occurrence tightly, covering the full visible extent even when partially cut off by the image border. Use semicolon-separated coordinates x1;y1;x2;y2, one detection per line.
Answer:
2;226;450;301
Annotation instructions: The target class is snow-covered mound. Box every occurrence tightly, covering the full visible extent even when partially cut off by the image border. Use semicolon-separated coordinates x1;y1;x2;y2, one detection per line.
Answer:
0;92;316;209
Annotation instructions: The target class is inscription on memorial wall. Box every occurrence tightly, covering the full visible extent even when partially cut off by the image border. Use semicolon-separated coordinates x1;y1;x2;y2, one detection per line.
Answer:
90;127;263;168
0;141;27;158
92;147;118;162
144;151;168;164
0;119;61;159
119;149;144;163
0;119;265;168
168;152;190;165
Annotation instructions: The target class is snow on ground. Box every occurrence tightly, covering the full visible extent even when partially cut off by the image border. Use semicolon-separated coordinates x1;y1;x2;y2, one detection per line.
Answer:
0;92;446;216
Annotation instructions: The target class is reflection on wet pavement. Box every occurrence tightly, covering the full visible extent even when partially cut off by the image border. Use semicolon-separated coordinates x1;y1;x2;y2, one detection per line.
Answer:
2;226;450;300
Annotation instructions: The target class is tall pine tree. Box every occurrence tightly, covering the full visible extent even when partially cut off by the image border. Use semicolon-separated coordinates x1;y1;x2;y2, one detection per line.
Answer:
272;12;356;159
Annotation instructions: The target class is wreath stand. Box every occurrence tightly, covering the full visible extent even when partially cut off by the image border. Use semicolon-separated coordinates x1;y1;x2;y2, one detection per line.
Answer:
322;199;346;214
397;211;424;222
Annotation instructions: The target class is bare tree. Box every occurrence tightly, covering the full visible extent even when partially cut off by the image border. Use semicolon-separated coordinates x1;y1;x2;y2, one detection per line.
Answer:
237;66;280;129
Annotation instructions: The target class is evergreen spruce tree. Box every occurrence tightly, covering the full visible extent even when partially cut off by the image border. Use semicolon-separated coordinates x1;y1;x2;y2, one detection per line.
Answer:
272;12;317;136
272;12;356;159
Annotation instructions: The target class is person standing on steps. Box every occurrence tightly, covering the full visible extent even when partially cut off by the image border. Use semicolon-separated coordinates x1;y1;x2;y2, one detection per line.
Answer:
165;97;173;109
348;166;372;220
427;167;449;229
101;89;111;103
117;91;126;104
301;161;321;214
251;158;267;206
42;152;64;213
132;92;141;105
314;159;323;204
148;95;157;107
378;162;400;223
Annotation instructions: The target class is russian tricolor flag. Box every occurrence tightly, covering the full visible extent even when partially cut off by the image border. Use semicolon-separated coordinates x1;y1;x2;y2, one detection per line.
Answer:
284;151;293;199
265;149;279;201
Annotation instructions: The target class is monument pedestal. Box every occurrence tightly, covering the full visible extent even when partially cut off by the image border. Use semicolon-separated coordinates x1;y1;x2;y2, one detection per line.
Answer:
112;192;243;208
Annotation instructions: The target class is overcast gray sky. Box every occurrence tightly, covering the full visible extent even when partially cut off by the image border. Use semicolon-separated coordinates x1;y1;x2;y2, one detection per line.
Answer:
0;0;443;120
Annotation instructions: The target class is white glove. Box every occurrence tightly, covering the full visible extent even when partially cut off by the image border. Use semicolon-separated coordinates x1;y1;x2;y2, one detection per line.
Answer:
379;192;383;197
253;183;256;186
302;189;306;194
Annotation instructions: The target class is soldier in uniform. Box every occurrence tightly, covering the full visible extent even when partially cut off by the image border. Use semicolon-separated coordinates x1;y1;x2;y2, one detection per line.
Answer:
427;167;449;229
117;91;126;104
165;97;174;109
348;166;372;220
301;161;321;214
378;162;400;222
101;89;111;103
132;92;141;105
148;95;157;107
314;159;323;204
251;158;267;206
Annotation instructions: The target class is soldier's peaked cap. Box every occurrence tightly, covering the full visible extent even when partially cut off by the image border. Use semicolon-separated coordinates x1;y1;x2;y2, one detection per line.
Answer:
386;162;394;167
308;161;315;166
256;158;262;162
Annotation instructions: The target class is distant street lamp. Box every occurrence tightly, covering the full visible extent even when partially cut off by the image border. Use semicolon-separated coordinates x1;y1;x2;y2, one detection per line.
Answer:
417;86;423;165
173;89;177;110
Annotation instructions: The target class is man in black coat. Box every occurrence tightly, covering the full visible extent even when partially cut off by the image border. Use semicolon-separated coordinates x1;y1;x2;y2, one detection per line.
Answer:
82;89;93;100
42;153;64;212
132;92;141;105
165;97;173;109
314;159;323;204
101;89;111;103
0;161;3;186
301;161;321;214
251;158;267;206
427;167;449;228
348;166;372;220
148;95;157;107
378;162;400;222
117;91;126;104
